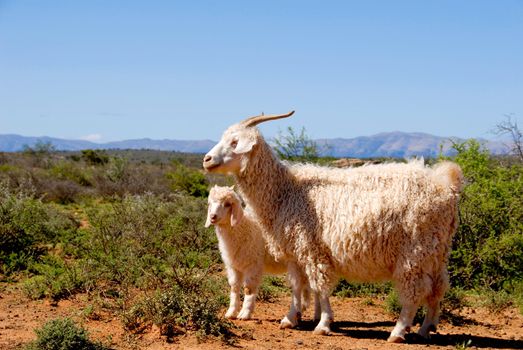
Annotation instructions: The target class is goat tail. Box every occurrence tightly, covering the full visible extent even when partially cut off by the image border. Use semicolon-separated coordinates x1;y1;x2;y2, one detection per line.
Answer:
432;161;464;194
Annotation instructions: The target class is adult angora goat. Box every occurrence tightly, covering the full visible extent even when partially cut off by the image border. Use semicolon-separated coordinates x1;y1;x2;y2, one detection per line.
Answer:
203;111;463;343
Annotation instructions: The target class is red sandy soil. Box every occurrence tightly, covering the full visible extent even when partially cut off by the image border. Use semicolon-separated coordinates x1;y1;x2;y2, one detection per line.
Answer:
1;283;522;350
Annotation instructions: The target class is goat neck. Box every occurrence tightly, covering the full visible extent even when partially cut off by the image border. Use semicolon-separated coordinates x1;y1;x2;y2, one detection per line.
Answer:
235;136;295;232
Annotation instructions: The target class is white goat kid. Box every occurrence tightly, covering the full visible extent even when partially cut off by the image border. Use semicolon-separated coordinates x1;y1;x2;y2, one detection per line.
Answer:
205;185;314;323
203;111;463;342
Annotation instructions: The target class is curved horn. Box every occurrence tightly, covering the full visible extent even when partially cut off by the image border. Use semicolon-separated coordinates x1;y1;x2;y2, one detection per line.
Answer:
240;110;295;127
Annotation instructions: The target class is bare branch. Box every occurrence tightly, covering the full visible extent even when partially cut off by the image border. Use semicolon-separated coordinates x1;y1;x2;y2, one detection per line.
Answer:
493;114;523;162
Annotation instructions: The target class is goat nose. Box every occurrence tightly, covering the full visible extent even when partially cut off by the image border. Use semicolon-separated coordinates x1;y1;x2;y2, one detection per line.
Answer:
203;155;212;163
211;214;217;222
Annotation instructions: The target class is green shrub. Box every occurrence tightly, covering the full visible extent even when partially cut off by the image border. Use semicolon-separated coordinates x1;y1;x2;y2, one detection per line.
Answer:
50;161;92;186
25;317;109;350
333;280;392;298
94;158;172;197
257;276;288;302
448;140;523;291
23;255;86;300
441;286;468;313
383;290;425;325
22;275;48;300
122;279;232;341
0;185;78;275
105;157;128;183
166;161;209;198
475;288;513;313
383;289;402;317
83;193;218;294
22;141;56;169
508;280;523;314
81;150;109;166
76;192;233;340
273;126;320;162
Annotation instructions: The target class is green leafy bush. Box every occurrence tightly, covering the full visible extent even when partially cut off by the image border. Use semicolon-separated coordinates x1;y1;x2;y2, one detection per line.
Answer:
95;158;172;198
448;140;523;291
0;185;78;275
257;276;289;302
83;193;218;291
25;317;109;350
22;141;56;168
77;192;232;340
122;279;232;340
50;161;92;186
23;255;86;300
81;150;109;166
274;126;320;161
166;161;209;198
477;289;513;313
509;280;523;314
333;280;392;298
384;289;425;325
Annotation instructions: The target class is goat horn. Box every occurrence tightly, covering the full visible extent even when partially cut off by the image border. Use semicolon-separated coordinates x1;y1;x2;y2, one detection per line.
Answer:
241;110;295;127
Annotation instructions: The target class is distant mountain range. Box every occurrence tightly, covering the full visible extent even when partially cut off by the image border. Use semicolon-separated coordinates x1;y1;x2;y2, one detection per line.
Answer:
0;132;508;158
0;134;217;154
316;132;508;158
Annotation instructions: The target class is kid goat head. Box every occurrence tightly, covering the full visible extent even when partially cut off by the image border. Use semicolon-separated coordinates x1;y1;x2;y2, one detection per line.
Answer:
205;186;244;228
202;111;294;174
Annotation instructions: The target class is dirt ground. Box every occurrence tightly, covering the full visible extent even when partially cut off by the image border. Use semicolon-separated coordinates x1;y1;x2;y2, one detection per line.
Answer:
1;283;522;350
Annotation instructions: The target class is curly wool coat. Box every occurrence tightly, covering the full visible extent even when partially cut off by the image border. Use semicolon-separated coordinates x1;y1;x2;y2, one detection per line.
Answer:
204;115;463;340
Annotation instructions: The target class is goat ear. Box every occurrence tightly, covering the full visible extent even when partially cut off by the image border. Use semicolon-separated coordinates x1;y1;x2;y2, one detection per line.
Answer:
204;214;212;228
234;136;256;154
230;202;244;227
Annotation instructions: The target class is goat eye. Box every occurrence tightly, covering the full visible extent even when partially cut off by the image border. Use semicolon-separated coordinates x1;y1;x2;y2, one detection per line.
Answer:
230;140;238;149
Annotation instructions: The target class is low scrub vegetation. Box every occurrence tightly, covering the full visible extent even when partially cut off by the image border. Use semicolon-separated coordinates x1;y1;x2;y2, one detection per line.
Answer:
448;140;523;292
1;130;522;347
25;317;110;350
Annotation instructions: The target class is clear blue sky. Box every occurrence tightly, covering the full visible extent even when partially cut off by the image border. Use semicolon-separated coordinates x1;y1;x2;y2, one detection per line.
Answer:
1;0;522;142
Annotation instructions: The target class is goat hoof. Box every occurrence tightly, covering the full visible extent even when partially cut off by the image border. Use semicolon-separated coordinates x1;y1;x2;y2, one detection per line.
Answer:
237;310;252;320
387;335;405;343
420;333;432;341
418;324;436;339
224;313;236;320
279;316;296;329
313;325;331;336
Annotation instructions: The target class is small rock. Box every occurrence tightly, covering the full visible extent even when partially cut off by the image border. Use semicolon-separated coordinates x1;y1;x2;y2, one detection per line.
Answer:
295;339;304;345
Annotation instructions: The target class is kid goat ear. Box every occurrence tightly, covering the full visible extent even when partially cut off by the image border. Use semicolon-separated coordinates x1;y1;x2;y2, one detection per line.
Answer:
230;201;243;227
